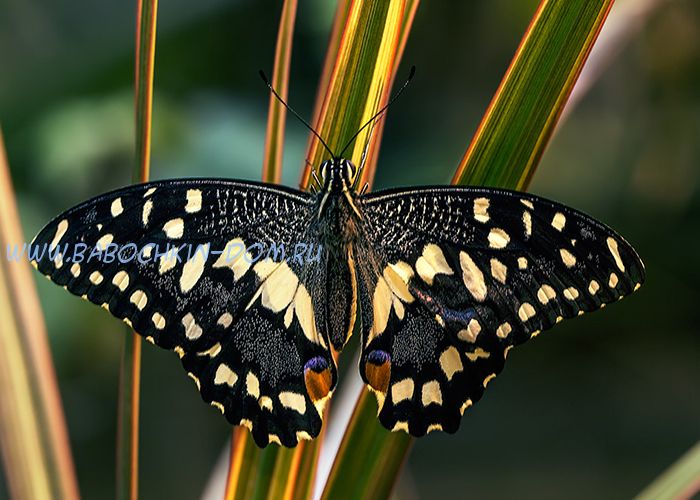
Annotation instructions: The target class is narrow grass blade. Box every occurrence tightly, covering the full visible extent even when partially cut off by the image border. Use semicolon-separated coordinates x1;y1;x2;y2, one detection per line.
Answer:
635;441;700;500
321;391;411;500
0;129;80;500
221;2;303;497
299;0;351;187
453;0;615;189
224;428;261;499
302;0;406;180
360;0;420;184
323;1;616;497
117;1;158;499
262;0;298;184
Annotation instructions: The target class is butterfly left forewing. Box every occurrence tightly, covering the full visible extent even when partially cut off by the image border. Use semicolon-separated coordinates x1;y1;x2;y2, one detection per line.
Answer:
355;186;645;435
31;179;336;446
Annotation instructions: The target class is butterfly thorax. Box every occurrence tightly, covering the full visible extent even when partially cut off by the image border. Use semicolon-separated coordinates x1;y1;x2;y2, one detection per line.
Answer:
313;158;361;351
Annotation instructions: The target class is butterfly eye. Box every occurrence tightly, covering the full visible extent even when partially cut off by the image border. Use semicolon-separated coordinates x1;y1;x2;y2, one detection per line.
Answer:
319;160;332;182
345;160;357;182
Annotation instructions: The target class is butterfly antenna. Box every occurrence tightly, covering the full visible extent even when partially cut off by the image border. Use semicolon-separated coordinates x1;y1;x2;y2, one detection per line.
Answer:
337;65;416;159
259;70;336;160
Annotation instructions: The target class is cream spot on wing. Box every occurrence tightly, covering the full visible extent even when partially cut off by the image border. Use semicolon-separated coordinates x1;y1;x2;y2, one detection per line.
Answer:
588;280;600;295
388;261;414;283
279;391;306;415
523;211;532;237
488;228;510;249
240;419;253;431
415;244;454;285
268;434;281;446
473;197;490;223
163;218;184;239
369;278;392;342
144;187;156;197
459;251;487;302
560;248;576;268
426;424;443;434
96;233;113;249
609;272;619;288
466;348;490;361
607;237;625;272
284;303;294;328
552;212;566;231
145;336;155;344
111;197;124;217
182;313;203;340
259;396;273;412
89;271;104;285
518;302;536;322
391;379;414;403
490;258;507;284
518;257;528;270
211;402;225;414
392;421;409;433
54;253;63;269
198;343;222;358
520;199;534;210
142;245;153;258
537;284;556;304
180;244;209;293
634;283;641;291
421;381;442;406
142;199;153;226
296;431;313;442
215;364;238;387
504;345;514;358
261;262;299;312
159;253;177;275
50;220;69;250
563;287;579;300
496;322;512;338
152;312;166;330
129;290;148;310
187;372;200;388
70;263;81;278
112;270;129;291
294;284;324;347
383;265;413;303
457;319;481;343
483;374;497;387
460;399;473;415
185;189;202;213
213;238;251;281
439;346;463;381
217;312;233;328
246;372;260;398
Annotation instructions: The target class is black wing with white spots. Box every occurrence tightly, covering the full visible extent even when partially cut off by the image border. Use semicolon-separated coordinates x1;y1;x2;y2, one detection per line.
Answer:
31;179;336;447
355;186;645;437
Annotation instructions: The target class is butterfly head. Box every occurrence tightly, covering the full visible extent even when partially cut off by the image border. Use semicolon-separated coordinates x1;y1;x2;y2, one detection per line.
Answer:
319;158;358;193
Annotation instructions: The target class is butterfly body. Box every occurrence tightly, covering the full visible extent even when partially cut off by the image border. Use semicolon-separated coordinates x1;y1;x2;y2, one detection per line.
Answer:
31;158;645;447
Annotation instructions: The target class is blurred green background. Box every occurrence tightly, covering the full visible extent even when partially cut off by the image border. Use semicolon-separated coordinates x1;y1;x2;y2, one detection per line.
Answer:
1;0;699;498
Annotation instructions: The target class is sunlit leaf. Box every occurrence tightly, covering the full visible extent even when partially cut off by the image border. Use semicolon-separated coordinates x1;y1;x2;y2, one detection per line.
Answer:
0;129;80;499
117;0;158;498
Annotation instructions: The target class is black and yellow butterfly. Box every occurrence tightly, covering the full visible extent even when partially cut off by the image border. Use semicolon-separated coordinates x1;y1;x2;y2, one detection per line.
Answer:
30;155;645;447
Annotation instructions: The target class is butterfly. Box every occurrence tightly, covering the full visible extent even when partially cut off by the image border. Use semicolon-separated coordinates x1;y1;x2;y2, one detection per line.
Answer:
30;154;645;447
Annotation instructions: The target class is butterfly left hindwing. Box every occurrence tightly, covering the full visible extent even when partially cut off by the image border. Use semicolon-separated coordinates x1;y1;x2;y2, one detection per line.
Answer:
31;179;337;447
355;186;645;436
